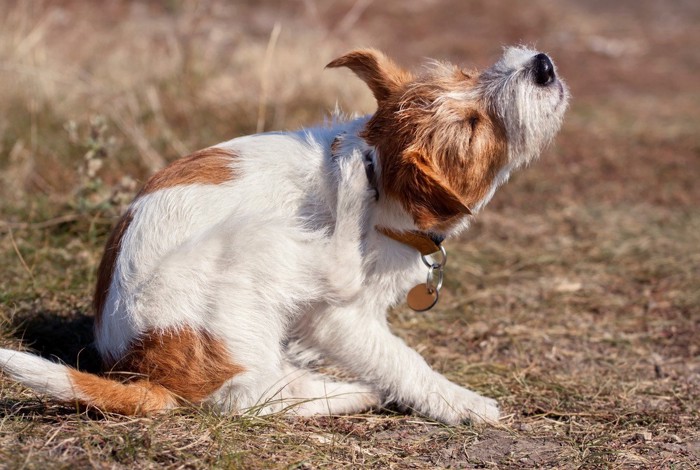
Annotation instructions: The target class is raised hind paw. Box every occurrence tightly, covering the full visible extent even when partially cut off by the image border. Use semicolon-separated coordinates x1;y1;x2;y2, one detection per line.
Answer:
325;149;375;301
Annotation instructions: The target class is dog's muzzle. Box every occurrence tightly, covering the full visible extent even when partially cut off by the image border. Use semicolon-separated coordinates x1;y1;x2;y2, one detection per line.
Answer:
533;53;555;86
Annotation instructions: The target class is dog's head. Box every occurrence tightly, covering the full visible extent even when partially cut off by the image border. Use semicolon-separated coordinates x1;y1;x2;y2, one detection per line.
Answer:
327;47;569;231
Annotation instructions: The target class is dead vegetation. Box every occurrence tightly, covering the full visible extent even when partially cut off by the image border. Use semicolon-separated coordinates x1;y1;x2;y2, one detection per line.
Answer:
1;0;699;468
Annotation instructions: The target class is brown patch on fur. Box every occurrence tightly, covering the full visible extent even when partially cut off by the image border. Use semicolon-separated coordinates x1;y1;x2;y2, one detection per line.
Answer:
138;147;237;196
69;370;177;415
93;149;235;327
93;212;133;327
332;52;508;230
108;327;244;405
72;328;243;415
387;149;474;229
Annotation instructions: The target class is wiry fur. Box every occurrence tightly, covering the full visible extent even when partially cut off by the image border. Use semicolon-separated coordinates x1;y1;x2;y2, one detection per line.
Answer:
0;47;568;425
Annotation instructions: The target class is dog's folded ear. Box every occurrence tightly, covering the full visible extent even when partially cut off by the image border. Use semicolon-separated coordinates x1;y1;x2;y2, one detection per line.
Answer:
388;149;472;230
326;49;412;102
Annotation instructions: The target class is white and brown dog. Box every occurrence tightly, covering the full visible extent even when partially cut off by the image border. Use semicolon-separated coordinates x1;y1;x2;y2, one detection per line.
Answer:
0;47;568;424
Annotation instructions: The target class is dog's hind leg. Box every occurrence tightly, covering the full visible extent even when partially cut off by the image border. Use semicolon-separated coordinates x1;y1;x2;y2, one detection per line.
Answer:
212;363;380;417
324;149;375;302
280;365;380;416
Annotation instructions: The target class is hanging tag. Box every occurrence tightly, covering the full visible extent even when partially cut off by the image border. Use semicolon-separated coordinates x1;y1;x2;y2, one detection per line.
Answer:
408;255;445;312
407;284;439;312
375;227;448;313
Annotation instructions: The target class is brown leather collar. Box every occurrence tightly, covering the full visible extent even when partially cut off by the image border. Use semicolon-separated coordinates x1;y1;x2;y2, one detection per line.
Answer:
376;226;445;256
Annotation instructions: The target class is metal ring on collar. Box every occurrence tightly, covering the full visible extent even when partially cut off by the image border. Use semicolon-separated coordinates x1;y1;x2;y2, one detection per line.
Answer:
421;244;447;269
426;264;445;293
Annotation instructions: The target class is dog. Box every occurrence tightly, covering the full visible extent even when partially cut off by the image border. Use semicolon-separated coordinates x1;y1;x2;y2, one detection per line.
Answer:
0;47;568;424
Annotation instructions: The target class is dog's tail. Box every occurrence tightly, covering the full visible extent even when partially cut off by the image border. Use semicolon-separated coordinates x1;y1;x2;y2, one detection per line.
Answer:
0;348;177;415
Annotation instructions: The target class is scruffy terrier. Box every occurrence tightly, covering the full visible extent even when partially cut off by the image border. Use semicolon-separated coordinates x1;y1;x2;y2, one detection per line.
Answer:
0;47;568;424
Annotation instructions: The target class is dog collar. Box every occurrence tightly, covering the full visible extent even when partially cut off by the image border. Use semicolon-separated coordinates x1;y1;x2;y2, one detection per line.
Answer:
375;227;444;256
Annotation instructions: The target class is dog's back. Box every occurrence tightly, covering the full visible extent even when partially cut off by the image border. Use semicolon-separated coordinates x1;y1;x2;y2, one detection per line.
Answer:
95;128;344;361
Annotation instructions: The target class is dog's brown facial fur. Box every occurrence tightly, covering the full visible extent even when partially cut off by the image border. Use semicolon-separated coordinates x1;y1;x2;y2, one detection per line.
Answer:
328;49;508;230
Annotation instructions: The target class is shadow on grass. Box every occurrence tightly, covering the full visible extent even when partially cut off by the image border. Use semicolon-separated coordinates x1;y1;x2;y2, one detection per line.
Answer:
10;310;102;374
0;398;85;421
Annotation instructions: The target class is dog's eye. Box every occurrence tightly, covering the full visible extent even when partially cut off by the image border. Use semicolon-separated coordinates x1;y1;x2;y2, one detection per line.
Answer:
468;116;479;132
467;116;479;145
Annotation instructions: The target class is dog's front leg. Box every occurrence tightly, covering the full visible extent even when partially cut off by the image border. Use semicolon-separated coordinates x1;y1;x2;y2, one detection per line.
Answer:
306;305;500;425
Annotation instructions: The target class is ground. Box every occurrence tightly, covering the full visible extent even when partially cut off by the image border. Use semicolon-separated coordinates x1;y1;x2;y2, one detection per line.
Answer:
0;0;699;468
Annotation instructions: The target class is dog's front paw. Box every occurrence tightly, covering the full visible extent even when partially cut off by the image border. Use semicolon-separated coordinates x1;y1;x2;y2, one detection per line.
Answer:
425;386;500;425
458;392;500;425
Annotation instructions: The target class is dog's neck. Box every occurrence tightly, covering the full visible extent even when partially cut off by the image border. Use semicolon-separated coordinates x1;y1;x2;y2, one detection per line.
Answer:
330;123;463;256
356;142;447;257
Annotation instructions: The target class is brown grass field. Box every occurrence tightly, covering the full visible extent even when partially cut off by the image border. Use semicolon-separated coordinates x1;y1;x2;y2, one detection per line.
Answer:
1;0;699;468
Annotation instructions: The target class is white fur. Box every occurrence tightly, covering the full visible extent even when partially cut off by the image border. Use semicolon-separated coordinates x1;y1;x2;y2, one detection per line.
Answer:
0;47;568;425
479;46;570;169
0;349;81;401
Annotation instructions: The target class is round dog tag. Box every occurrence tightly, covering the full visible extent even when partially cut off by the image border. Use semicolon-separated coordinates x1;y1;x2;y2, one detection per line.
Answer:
407;283;439;312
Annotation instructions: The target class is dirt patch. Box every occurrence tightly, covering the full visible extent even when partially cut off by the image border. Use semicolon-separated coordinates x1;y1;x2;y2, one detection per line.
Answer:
464;429;572;468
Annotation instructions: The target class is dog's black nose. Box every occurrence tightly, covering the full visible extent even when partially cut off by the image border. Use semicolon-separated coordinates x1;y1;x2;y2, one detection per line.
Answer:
533;53;555;86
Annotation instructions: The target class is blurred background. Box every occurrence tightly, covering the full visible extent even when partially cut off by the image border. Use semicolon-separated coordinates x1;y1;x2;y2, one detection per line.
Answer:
0;1;698;467
1;0;698;208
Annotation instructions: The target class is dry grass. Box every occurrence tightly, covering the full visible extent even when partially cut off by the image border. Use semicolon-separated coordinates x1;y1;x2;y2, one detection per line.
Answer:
1;0;699;468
